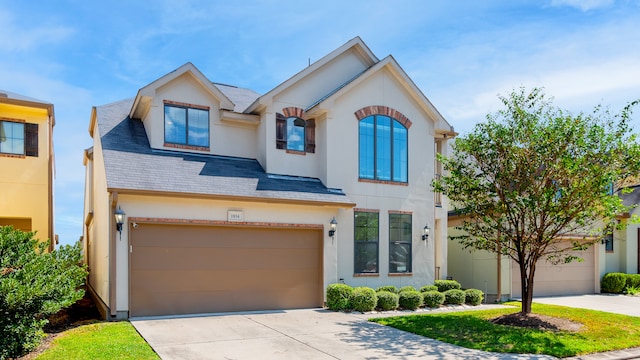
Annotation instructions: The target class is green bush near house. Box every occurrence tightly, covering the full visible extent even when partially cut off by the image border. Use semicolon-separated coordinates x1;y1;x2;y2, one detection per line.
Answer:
625;274;640;290
464;289;484;306
376;285;398;294
434;279;461;292
398;285;417;293
420;285;438;292
399;290;423;310
601;273;628;293
326;283;353;310
0;226;88;359
376;291;399;311
349;287;378;312
444;289;466;305
422;291;445;308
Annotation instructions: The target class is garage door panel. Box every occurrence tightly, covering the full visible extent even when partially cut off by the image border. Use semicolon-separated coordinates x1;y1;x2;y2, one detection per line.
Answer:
132;248;320;271
132;267;320;293
130;224;323;317
512;244;595;297
133;225;319;249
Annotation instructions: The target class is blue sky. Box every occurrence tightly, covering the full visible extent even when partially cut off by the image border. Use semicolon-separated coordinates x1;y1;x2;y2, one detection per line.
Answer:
2;0;639;246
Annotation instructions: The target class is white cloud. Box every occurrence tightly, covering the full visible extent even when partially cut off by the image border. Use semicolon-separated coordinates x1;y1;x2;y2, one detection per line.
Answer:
549;0;615;11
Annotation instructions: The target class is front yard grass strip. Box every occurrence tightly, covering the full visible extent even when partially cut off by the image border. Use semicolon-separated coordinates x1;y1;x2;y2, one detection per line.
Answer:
36;321;159;360
370;302;640;358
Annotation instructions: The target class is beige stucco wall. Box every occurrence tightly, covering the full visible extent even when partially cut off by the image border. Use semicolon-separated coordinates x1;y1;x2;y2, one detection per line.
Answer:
143;73;258;159
447;226;511;299
114;194;341;312
0;103;52;243
85;126;111;306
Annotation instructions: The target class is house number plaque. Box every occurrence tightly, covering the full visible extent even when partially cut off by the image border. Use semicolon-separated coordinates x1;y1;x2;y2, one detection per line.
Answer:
227;210;244;222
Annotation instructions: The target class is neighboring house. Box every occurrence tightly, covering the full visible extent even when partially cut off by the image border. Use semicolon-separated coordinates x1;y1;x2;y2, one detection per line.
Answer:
448;185;640;301
0;90;56;250
607;184;640;275
82;37;455;319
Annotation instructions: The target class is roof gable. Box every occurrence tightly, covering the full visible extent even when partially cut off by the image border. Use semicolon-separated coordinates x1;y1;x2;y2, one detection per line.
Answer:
245;37;378;113
129;62;235;119
306;55;454;131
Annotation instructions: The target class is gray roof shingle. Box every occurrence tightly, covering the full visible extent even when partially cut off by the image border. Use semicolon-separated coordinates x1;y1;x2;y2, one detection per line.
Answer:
95;98;351;205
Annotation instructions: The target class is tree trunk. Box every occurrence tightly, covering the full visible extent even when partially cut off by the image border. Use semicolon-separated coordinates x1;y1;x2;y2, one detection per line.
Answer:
518;260;531;314
521;260;537;314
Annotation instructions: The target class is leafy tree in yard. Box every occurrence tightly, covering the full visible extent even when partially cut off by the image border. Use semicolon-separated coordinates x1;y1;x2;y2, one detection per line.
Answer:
433;87;640;314
0;226;88;359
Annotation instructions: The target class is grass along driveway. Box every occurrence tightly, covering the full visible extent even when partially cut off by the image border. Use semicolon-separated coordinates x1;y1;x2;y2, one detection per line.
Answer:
34;322;158;360
371;302;640;358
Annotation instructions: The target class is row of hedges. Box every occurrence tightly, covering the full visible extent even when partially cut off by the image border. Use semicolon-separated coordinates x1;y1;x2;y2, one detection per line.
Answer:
326;281;484;312
601;272;640;293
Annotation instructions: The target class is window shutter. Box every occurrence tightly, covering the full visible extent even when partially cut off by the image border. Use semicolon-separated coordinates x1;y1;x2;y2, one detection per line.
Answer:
275;113;286;149
25;123;38;157
305;119;315;153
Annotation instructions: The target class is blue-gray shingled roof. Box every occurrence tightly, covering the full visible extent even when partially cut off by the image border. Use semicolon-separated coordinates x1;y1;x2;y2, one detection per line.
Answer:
95;98;352;205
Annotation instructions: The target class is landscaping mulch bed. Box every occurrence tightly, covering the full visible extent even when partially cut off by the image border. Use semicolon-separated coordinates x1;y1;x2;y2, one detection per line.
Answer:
491;312;583;332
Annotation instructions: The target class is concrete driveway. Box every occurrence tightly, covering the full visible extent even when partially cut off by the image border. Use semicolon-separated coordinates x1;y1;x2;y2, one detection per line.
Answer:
132;307;553;360
533;294;640;317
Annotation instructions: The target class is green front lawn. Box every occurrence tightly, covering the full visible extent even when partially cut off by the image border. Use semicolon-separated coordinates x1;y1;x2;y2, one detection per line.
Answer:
36;322;158;360
371;302;640;358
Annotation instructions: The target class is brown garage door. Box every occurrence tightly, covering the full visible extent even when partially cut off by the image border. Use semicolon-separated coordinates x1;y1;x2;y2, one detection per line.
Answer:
130;223;323;317
512;243;595;297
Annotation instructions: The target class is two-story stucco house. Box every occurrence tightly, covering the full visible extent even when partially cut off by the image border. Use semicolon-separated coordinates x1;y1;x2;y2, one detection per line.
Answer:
0;90;56;250
83;37;455;319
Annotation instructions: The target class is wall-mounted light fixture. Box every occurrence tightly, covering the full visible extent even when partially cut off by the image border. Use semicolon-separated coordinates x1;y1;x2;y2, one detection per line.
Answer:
329;217;338;237
422;223;430;241
115;206;126;240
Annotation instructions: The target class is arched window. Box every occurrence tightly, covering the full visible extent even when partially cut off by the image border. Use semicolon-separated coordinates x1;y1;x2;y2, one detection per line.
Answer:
359;115;408;182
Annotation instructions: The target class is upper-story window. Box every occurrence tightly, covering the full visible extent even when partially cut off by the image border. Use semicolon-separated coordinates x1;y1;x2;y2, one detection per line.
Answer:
164;102;210;148
359;115;408;182
276;111;315;153
0;120;38;157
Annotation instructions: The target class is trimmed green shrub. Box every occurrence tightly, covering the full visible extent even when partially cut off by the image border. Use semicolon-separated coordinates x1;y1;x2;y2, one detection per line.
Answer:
422;291;445;308
0;226;87;359
349;287;378;312
434;279;461;292
398;290;423;310
376;291;399;311
464;289;484;306
601;273;627;293
326;283;353;310
444;289;466;305
376;285;398;294
420;285;438;293
625;274;640;290
398;285;417;293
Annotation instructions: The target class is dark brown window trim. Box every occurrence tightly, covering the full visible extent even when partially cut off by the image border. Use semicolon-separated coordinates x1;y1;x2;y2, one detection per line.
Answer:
388;272;413;277
0;153;26;159
359;179;409;186
353;273;380;277
353;208;379;213
286;149;306;156
388;210;413;215
163;100;210;110
164;143;210;152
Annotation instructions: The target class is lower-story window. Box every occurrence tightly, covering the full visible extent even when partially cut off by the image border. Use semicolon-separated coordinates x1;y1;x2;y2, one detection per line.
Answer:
354;210;379;273
389;213;412;273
